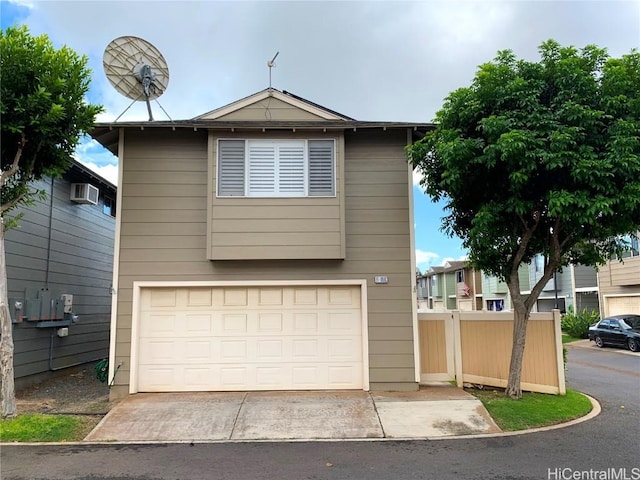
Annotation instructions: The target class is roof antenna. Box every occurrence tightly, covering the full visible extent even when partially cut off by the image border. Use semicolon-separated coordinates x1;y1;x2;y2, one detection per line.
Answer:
267;51;279;90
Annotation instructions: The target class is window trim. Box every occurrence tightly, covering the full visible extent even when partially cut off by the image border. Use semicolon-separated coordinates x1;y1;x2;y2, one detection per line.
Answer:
102;195;116;217
216;138;337;199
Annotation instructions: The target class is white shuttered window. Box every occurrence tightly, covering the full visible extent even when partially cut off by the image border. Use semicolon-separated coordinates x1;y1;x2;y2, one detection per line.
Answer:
217;139;335;197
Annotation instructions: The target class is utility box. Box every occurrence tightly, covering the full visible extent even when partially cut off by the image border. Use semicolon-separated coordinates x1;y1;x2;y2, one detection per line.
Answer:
9;288;78;327
61;294;73;314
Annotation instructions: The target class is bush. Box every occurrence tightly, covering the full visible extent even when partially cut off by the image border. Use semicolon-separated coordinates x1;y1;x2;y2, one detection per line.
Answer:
561;307;599;339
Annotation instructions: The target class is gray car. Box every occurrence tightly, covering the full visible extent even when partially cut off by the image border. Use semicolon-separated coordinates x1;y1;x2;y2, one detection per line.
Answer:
588;314;640;352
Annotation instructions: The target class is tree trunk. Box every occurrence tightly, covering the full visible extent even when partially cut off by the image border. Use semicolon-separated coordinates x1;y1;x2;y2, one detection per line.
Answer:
505;299;530;399
0;217;17;418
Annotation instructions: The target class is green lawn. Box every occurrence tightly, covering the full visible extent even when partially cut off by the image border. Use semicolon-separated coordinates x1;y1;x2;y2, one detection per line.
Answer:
470;388;593;431
0;414;99;442
562;333;584;344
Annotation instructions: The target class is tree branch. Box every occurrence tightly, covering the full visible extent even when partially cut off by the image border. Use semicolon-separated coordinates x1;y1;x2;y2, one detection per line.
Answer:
0;192;26;216
0;134;26;188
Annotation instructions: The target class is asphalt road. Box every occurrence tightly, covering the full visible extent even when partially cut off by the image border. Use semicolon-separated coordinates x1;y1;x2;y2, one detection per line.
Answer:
2;343;638;480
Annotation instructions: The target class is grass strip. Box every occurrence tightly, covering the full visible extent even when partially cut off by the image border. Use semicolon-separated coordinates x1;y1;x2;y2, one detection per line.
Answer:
0;414;99;442
470;388;593;431
562;333;583;344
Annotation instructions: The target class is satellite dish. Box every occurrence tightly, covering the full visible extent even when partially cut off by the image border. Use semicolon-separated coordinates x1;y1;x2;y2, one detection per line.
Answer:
103;36;170;121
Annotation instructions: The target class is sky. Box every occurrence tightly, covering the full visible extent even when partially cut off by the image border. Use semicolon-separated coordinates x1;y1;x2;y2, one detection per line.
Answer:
2;0;639;271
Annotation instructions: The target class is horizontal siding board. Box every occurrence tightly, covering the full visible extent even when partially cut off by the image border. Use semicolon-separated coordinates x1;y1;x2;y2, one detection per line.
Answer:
368;354;415;368
124;197;206;210
368;341;415;355
368;313;414;327
4;229;50;250
367;326;414;341
124;171;206;185
211;232;340;247
211;246;342;260
6;254;48;271
48;250;113;271
120;248;207;263
344;171;409;185
345;209;409;223
122;222;206;236
345;247;411;261
213;218;340;233
47;268;113;285
121;184;207;197
345;184;408;197
347;222;411;235
50;230;114;256
346;197;408;209
212;197;338;207
369;368;416;383
126;159;206;173
346;234;409;248
121;235;205;249
212;205;340;219
121;209;206;223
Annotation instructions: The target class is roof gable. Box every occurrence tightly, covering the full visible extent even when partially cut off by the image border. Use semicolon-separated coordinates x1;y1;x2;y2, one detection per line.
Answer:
194;88;353;121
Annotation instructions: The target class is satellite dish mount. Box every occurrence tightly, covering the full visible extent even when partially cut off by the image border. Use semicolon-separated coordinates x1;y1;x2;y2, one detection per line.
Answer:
103;36;172;122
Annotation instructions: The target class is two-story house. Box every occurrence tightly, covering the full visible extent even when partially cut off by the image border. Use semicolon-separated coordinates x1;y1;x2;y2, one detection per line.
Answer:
91;88;432;399
597;232;640;317
417;261;482;311
6;159;116;387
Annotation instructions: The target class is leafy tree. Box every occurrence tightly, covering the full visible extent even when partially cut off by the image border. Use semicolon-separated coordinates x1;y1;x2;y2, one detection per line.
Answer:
409;40;640;398
0;26;102;417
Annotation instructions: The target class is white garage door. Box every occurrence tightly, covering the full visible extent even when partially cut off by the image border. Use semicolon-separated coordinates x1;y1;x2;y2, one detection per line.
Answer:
135;285;363;392
605;296;640;316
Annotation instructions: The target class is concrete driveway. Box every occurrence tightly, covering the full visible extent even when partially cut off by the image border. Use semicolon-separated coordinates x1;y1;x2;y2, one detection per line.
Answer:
85;386;501;442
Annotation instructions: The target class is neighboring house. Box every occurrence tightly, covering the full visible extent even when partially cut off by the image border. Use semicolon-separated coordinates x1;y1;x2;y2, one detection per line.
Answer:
571;264;600;313
481;270;512;311
597;232;640;317
417;261;482;311
91;88;432;399
420;257;600;314
5;159;116;387
526;255;600;314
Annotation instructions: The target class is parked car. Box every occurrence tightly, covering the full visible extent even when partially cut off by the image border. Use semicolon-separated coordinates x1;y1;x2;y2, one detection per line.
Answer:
588;315;640;352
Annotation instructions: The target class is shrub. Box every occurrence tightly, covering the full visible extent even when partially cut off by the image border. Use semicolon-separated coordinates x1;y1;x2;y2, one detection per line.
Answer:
561;307;599;339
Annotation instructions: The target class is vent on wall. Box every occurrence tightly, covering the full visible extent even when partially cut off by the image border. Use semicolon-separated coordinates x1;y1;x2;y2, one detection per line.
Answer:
70;183;99;205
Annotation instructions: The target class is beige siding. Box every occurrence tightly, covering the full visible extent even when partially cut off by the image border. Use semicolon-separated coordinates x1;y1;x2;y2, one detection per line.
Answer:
112;127;415;395
213;97;327;121
599;256;640;288
208;131;344;260
597;256;640;317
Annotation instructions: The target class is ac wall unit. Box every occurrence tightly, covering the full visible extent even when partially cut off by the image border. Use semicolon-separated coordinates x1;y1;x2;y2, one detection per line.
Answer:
70;183;99;205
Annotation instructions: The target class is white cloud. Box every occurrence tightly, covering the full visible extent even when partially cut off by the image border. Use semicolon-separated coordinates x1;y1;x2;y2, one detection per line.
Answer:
8;0;34;8
440;255;469;266
416;249;440;268
77;161;118;186
73;137;119;185
412;167;424;187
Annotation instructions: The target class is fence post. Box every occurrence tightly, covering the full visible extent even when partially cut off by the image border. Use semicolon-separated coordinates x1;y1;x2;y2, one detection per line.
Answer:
553;309;566;395
452;311;463;387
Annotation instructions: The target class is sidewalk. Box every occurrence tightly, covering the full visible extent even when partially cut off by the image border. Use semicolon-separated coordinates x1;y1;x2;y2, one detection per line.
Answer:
85;385;502;442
